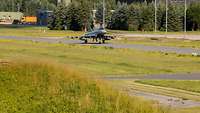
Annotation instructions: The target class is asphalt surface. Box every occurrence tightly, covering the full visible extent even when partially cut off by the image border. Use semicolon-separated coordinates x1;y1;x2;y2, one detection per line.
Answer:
1;36;200;55
0;36;81;44
104;73;200;80
106;73;200;108
97;43;200;55
122;34;200;40
108;77;200;108
128;90;200;108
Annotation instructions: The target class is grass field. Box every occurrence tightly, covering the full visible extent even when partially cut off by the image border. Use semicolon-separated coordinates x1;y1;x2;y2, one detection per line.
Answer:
1;39;200;76
136;80;200;93
0;25;83;37
1;38;200;112
0;59;167;113
114;37;200;49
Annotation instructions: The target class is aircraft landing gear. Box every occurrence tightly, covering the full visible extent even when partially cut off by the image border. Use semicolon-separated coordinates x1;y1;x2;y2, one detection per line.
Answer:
102;40;105;44
98;39;105;44
84;40;88;44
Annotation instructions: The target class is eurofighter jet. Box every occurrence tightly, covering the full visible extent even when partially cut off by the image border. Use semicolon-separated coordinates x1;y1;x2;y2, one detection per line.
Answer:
79;28;114;44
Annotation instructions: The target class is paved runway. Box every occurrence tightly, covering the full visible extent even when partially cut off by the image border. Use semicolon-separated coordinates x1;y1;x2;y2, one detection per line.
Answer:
120;34;200;40
104;73;200;80
0;36;200;55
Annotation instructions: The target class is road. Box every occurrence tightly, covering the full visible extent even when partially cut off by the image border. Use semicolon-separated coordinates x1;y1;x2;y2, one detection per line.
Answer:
120;34;200;40
0;36;200;55
127;89;200;108
104;73;200;80
104;73;200;108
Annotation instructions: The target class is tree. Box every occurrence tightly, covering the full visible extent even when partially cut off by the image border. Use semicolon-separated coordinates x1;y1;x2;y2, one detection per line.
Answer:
157;4;165;31
167;4;183;32
66;2;91;31
140;3;154;31
127;3;141;31
48;1;93;31
48;4;67;30
187;1;200;31
79;1;92;31
109;4;128;30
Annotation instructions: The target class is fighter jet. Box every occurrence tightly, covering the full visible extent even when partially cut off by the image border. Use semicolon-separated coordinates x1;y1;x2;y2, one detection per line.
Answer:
79;0;115;44
79;28;114;44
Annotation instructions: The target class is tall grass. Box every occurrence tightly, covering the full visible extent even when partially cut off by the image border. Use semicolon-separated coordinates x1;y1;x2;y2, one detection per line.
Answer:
0;59;168;113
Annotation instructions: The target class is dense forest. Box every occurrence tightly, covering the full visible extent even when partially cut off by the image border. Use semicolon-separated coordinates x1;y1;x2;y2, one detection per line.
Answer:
0;0;177;15
0;0;199;31
48;0;200;31
0;0;197;16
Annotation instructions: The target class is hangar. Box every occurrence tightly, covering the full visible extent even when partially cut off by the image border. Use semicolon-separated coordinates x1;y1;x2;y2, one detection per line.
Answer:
0;12;23;24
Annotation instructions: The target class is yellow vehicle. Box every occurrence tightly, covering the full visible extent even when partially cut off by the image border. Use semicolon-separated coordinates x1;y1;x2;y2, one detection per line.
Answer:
22;16;37;24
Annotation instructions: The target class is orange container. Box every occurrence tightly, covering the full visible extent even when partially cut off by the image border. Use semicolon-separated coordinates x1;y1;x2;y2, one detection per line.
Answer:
22;16;37;23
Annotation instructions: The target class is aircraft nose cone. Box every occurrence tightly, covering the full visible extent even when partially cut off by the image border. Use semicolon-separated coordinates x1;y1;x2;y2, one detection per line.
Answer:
102;30;107;34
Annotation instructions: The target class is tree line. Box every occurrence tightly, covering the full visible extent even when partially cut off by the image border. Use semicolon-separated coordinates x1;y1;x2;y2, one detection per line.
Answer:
0;0;199;31
48;0;115;31
49;1;200;31
108;1;200;31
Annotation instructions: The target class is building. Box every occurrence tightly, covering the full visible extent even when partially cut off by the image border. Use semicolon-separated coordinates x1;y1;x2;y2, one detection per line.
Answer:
0;12;23;24
37;10;53;26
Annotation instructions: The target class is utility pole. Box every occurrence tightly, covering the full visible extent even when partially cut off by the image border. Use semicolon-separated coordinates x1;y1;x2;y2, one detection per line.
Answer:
184;0;187;38
166;0;168;34
58;0;61;3
103;0;105;29
12;0;14;12
17;3;20;12
155;0;157;32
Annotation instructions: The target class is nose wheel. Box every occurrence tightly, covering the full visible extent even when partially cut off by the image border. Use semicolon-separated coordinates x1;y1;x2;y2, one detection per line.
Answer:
99;40;105;44
102;40;105;44
84;40;88;44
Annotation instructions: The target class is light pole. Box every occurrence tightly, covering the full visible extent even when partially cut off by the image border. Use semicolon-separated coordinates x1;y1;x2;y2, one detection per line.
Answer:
155;0;157;32
166;0;168;34
12;0;14;12
17;3;20;12
92;9;97;29
103;0;105;29
184;0;187;38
